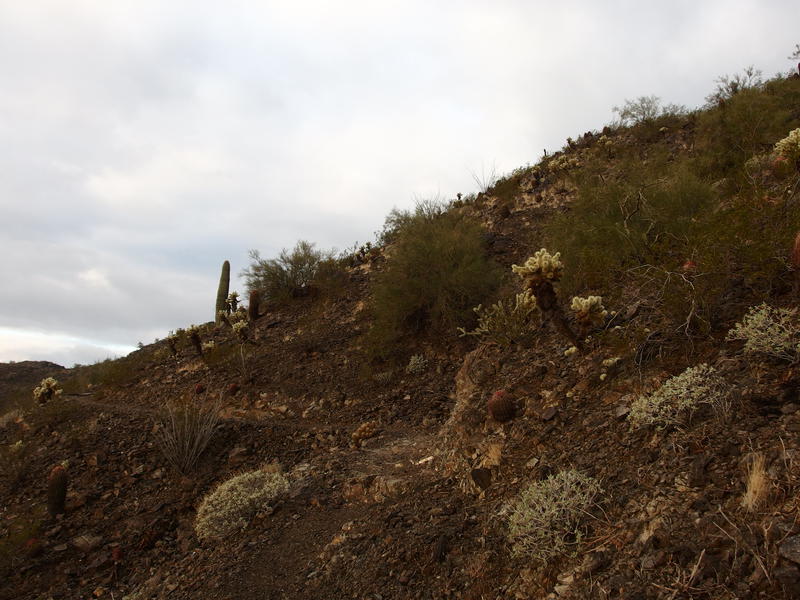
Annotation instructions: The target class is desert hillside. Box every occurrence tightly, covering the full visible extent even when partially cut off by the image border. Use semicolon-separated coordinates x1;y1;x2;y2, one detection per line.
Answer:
3;72;800;600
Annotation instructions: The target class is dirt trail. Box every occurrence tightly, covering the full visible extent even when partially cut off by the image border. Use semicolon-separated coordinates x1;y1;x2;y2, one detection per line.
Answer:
218;430;439;599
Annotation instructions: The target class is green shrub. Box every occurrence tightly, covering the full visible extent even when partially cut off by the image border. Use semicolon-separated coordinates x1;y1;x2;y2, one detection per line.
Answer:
628;364;731;428
241;240;336;304
195;469;289;541
507;470;601;561
367;206;501;357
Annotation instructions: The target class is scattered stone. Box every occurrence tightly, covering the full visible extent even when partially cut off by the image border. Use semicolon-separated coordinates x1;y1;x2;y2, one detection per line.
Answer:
615;405;631;420
71;534;102;553
541;406;558;421
779;535;800;565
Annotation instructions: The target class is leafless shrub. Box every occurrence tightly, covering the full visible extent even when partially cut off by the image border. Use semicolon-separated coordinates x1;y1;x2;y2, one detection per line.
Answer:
154;394;222;474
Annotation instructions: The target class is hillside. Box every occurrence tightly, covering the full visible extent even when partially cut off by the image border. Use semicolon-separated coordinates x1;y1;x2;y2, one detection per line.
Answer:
2;72;800;600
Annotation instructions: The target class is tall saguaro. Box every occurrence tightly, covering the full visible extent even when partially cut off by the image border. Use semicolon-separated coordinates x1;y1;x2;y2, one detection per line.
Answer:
215;260;231;325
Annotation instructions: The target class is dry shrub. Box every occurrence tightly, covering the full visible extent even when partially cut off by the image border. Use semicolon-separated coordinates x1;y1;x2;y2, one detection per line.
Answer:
195;468;289;541
742;453;770;511
506;469;601;561
154;394;221;474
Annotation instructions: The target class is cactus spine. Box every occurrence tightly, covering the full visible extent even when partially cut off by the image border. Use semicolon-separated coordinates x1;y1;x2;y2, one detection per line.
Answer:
215;260;231;325
47;465;68;516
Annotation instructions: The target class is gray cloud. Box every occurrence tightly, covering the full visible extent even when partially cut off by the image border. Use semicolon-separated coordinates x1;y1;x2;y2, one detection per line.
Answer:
1;0;798;364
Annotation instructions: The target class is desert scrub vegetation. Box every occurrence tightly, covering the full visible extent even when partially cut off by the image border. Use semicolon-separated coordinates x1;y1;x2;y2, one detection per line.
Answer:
545;74;800;342
457;290;539;347
195;468;289;541
366;200;501;358
154;395;221;474
726;303;800;361
241;240;346;305
628;364;732;429
506;469;601;561
32;377;61;405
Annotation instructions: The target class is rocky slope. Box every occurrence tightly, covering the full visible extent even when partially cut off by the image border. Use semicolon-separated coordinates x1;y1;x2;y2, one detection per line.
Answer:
3;78;800;600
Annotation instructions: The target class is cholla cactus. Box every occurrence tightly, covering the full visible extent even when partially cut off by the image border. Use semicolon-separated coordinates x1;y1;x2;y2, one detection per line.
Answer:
227;291;240;312
202;341;216;352
512;249;564;283
187;325;203;356
405;354;428;375
775;128;800;164
166;331;179;356
726;303;800;361
458;290;539;346
628;364;731;429
33;377;62;406
232;320;249;342
570;295;608;327
549;154;580;171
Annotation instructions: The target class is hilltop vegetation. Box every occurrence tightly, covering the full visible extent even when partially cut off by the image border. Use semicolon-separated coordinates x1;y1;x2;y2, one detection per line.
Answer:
2;62;800;600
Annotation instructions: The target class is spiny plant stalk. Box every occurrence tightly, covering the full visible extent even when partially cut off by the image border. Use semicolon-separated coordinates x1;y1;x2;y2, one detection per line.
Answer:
47;465;68;516
215;260;231;325
248;289;260;321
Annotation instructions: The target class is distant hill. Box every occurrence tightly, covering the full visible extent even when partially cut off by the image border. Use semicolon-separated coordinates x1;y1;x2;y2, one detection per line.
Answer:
0;360;65;412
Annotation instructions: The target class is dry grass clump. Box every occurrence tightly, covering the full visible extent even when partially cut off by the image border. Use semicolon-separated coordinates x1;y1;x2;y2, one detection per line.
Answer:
726;303;800;362
154;395;221;474
506;469;601;561
628;364;731;429
195;468;289;541
742;453;770;512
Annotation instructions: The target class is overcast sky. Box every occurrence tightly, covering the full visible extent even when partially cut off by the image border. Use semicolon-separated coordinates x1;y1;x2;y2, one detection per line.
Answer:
1;1;797;366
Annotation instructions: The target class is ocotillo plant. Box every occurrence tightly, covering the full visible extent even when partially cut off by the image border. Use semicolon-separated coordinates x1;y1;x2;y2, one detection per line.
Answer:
47;465;68;516
215;260;231;325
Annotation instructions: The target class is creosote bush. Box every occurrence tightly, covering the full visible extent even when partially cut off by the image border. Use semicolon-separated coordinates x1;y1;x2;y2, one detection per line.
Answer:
628;364;731;429
367;202;501;357
458;290;539;346
241;240;337;305
507;469;601;561
726;303;800;361
195;468;289;541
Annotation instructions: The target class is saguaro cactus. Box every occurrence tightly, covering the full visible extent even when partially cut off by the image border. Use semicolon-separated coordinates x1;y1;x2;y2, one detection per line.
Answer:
215;261;231;325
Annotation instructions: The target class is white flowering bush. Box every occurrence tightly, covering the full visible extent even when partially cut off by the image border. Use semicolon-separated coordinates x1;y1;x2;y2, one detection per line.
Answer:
628;364;731;428
195;469;289;541
726;303;800;361
775;128;800;163
511;249;564;282
570;295;608;327
405;354;428;375
458;290;539;346
33;377;62;405
507;469;601;561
